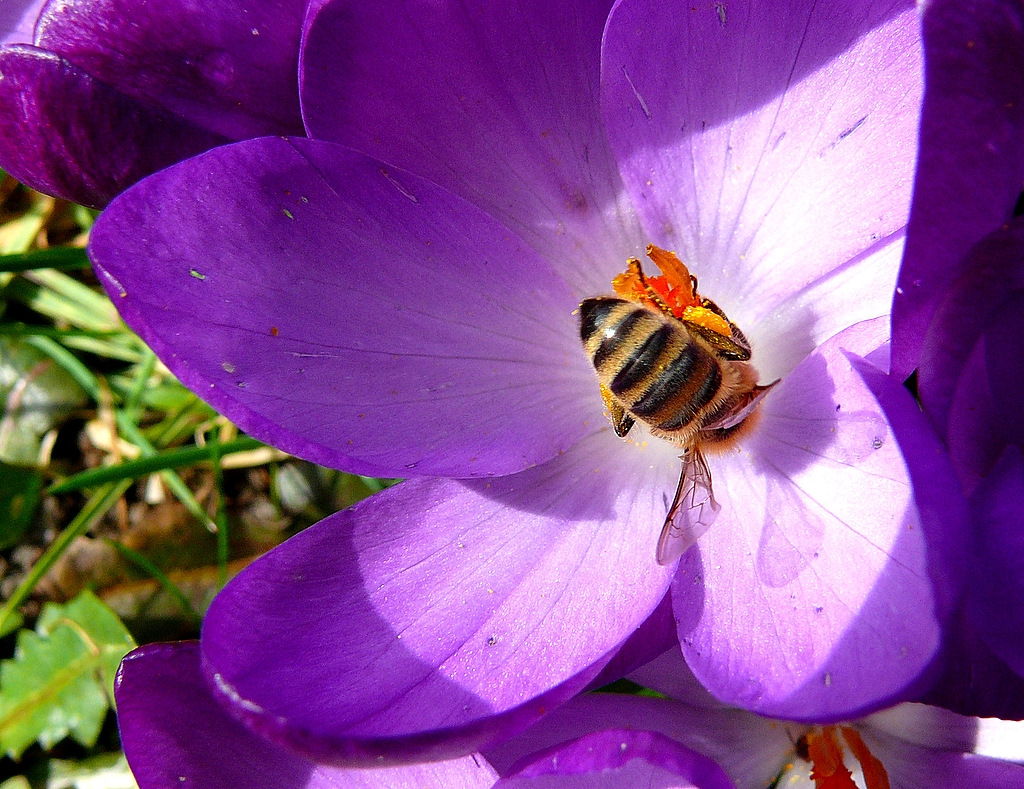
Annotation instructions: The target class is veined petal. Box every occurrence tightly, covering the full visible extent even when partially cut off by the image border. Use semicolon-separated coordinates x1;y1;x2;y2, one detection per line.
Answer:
674;317;960;720
496;729;735;789
201;433;677;764
116;642;497;789
601;0;921;325
89;137;595;478
35;0;305;140
301;0;647;296
892;0;1024;378
0;46;228;207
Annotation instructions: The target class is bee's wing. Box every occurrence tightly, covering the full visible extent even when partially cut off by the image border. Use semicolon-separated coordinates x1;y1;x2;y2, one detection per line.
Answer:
656;450;721;565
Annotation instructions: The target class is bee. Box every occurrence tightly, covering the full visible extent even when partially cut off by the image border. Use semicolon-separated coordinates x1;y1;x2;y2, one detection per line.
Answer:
578;246;775;564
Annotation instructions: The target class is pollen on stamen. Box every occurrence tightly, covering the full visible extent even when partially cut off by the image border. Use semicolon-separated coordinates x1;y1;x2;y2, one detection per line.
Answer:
610;245;732;338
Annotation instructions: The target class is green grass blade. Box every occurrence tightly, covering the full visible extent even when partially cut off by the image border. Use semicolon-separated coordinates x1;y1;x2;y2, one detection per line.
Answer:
46;436;265;494
0;481;131;637
102;539;203;627
0;248;90;273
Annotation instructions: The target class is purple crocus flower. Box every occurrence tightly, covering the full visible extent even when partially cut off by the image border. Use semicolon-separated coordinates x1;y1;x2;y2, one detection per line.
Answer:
92;0;961;764
890;0;1024;719
116;641;1024;788
0;0;307;207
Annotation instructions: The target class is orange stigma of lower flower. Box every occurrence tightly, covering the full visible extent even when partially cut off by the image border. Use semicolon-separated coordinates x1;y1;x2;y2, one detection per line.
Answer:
804;726;891;789
611;244;732;338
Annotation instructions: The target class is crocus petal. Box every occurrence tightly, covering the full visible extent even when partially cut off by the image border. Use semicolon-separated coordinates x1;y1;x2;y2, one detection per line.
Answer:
918;219;1024;443
967;447;1024;679
89;136;595;478
116;642;497;789
865;730;1024;789
484;686;788;789
892;0;1024;378
917;605;1024;721
496;730;735;789
946;288;1024;492
584;591;677;691
201;433;677;764
674;317;961;720
300;0;647;297
600;0;921;326
0;0;45;45
35;0;305;140
0;46;228;207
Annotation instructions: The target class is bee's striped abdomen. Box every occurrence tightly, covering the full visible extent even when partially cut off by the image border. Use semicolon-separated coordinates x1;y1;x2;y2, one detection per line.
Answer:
579;297;725;440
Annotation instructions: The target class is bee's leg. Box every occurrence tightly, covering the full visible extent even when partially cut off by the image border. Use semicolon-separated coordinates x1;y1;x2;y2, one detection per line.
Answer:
601;384;635;438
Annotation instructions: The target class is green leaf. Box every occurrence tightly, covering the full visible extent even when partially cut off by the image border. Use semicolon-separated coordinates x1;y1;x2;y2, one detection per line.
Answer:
0;591;136;760
0;338;87;465
0;462;43;550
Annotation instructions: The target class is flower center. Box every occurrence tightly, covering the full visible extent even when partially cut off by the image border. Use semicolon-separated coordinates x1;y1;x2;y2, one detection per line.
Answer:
798;725;891;789
577;245;776;563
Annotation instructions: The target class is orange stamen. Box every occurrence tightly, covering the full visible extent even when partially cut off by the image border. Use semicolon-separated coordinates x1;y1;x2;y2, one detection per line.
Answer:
612;245;726;325
806;727;857;789
645;244;696;297
840;727;891;789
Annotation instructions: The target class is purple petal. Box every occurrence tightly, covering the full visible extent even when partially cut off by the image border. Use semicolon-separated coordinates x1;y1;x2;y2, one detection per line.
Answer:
300;0;647;296
864;723;1024;788
601;0;922;326
0;46;227;207
496;730;734;789
968;447;1024;681
944;282;1024;493
35;0;305;140
918;219;1024;443
675;317;961;720
892;0;1024;378
0;0;45;45
584;592;677;691
484;682;789;788
116;642;498;789
89;137;594;478
916;604;1024;721
201;434;677;764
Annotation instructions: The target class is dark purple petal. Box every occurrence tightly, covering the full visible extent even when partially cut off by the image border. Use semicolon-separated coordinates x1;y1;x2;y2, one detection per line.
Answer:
301;0;647;296
116;642;498;789
675;318;962;721
918;219;1024;443
968;447;1024;683
201;435;677;764
892;0;1024;378
89;137;594;478
0;46;228;207
601;0;921;325
36;0;305;140
945;288;1024;493
484;684;788;788
915;605;1024;721
0;0;45;45
495;730;735;789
